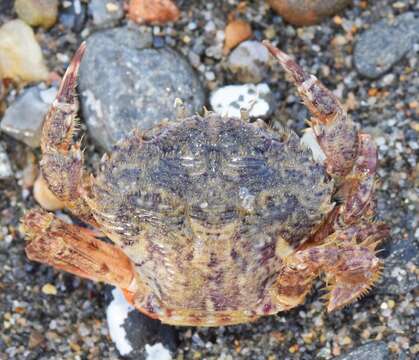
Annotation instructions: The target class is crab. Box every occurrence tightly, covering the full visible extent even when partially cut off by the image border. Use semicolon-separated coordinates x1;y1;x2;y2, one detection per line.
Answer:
23;41;389;327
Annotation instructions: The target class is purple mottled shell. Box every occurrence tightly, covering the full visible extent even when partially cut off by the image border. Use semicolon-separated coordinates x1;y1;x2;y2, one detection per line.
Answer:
92;114;333;324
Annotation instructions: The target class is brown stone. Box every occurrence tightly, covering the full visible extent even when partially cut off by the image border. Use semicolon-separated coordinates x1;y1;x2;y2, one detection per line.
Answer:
268;0;352;26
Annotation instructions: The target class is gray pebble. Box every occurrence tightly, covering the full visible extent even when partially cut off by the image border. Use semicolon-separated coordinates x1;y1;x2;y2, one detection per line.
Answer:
227;40;270;83
89;0;123;28
78;26;206;150
334;341;389;360
354;12;419;79
0;143;13;179
0;86;57;148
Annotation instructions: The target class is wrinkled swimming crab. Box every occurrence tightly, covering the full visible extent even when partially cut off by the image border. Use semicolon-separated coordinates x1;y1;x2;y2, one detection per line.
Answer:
23;41;389;326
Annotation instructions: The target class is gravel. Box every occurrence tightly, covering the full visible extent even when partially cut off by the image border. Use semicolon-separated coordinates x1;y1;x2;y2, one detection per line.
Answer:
0;0;418;359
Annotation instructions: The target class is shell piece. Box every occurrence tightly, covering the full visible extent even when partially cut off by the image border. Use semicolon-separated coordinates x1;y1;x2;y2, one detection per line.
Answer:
92;114;333;323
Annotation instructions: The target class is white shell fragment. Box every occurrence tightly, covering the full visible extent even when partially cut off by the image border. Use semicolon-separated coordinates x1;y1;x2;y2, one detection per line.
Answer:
210;83;274;119
145;343;173;360
106;287;135;356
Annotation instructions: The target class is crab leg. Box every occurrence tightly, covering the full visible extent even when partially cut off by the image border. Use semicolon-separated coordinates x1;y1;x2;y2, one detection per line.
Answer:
264;41;358;178
23;209;138;291
276;222;388;312
40;42;95;225
264;42;379;224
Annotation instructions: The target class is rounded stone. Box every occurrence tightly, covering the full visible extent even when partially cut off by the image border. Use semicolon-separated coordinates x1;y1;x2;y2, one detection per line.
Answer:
78;26;206;150
227;40;270;83
354;12;419;79
268;0;352;26
15;0;58;29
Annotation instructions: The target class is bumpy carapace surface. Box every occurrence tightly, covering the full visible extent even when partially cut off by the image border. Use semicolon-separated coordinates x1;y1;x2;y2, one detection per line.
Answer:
23;41;389;326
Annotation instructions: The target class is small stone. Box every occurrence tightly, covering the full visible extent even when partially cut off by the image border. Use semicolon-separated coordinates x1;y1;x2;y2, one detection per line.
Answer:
227;41;270;83
354;12;419;79
381;73;395;86
33;175;65;211
128;0;180;24
15;0;58;29
267;0;352;26
89;0;123;28
0;19;49;83
59;0;87;32
210;83;274;119
223;19;252;55
334;341;389;360
1;86;57;147
79;27;205;150
28;330;44;349
0;144;13;180
41;283;58;295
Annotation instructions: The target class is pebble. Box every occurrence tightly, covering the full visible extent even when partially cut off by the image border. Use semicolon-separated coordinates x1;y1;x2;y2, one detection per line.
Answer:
227;40;270;83
223;19;252;54
128;0;180;24
41;283;58;295
89;0;124;28
0;86;57;148
0;19;49;83
33;175;65;211
59;0;87;32
354;12;419;79
105;287;177;359
210;83;274;119
267;0;352;26
78;27;205;150
334;341;389;360
14;0;58;29
0;144;13;180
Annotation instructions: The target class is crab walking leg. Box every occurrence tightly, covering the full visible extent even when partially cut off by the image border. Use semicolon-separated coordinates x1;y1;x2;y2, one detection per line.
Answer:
23;209;138;292
263;41;358;178
264;42;380;224
338;133;378;224
276;224;386;312
40;42;95;225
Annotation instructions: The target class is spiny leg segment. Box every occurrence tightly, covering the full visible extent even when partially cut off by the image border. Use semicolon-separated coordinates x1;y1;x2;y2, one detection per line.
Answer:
23;209;137;291
276;221;388;311
263;41;378;225
40;42;95;225
264;42;389;310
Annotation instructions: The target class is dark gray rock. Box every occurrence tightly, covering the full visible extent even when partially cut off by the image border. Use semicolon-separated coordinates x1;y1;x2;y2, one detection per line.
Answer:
89;0;123;28
227;40;270;83
78;26;206;150
0;86;57;147
354;12;419;79
105;286;178;359
375;237;419;295
334;341;389;360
